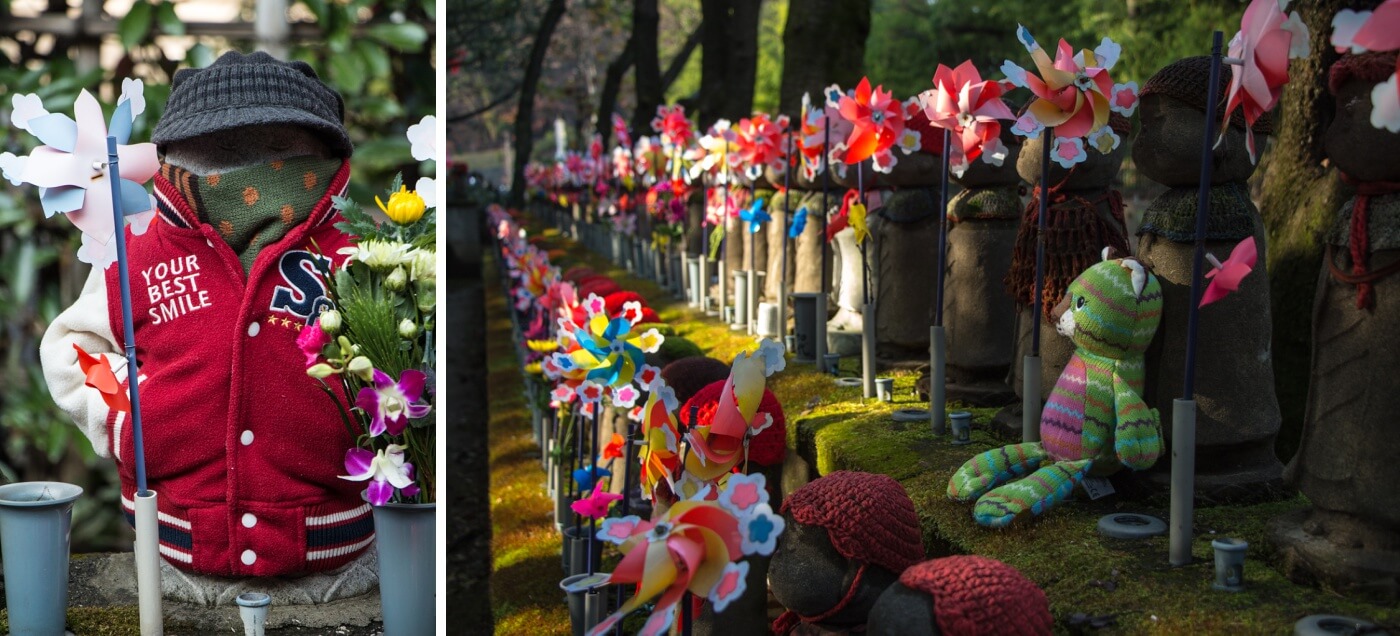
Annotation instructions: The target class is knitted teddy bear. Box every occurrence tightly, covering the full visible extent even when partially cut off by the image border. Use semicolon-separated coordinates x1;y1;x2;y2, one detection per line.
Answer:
948;256;1163;527
40;51;375;604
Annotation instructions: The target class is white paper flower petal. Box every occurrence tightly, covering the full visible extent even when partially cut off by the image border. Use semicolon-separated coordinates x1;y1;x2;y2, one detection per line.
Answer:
406;115;437;162
1094;37;1122;70
128;207;156;237
10;94;49;132
120;78;146;117
1332;9;1373;53
21;145;89;189
708;561;749;613
981;137;1008;167
416;176;437;209
77;231;118;269
1282;11;1312;59
1371;74;1400;132
0;152;26;187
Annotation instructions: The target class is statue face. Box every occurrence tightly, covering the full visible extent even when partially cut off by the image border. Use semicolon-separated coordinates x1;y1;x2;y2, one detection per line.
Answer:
1015;125;1127;191
1133;94;1260;187
1326;80;1400;182
162;124;333;175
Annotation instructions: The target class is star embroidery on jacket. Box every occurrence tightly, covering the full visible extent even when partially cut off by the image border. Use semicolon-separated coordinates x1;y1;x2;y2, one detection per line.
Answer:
280;317;294;328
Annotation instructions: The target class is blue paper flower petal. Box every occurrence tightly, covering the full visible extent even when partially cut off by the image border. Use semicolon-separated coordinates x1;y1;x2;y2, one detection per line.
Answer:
26;113;78;153
41;186;85;218
109;99;133;146
118;179;151;215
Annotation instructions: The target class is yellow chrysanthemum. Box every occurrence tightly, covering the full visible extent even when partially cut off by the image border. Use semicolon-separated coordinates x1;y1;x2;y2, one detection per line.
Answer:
377;185;427;225
527;339;559;353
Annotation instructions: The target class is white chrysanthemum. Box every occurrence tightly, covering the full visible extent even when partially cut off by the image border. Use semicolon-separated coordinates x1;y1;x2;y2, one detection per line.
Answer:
409;248;437;283
339;239;414;271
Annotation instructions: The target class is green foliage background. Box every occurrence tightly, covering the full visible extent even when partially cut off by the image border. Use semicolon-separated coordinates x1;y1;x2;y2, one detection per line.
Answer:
0;1;433;551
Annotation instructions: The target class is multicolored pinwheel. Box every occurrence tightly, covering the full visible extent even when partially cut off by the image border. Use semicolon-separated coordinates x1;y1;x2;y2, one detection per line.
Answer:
689;119;741;183
638;379;681;501
1001;27;1138;166
832;77;907;173
556;294;664;388
589;472;786;636
1;83;159;267
918;61;1016;177
683;339;786;482
1221;0;1310;161
1332;1;1400;131
652;104;695;156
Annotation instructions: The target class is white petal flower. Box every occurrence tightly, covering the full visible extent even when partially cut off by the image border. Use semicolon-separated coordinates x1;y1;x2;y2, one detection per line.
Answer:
1281;11;1311;59
1332;9;1373;53
0;152;26;187
406;115;437;162
415;176;437;209
1371;74;1400;132
1093;37;1122;70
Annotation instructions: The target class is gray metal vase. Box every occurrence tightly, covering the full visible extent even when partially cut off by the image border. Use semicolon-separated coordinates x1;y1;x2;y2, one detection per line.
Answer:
371;500;436;636
0;481;83;636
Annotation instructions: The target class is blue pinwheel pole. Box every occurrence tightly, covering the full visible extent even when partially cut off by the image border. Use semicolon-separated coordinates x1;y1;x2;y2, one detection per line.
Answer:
1171;31;1226;567
780;128;792;350
107;136;163;635
931;128;952;436
1024;125;1053;444
857;161;875;399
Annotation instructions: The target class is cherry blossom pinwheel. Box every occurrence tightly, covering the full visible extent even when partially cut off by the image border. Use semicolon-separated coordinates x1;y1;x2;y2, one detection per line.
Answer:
559;294;664;388
1200;236;1258;308
734;113;789;178
2;83;159;267
684;339;785;482
356;368;433;437
341;444;419;506
1221;0;1310;162
918;61;1016;177
1332;1;1400;131
833;77;906;173
1001;27;1138;160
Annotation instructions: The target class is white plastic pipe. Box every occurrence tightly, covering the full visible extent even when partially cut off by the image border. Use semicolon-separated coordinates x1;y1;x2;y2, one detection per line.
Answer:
135;490;164;636
1170;398;1197;566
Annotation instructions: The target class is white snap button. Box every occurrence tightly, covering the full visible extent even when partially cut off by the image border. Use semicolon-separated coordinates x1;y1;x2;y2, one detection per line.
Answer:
247;322;260;337
241;549;256;565
240;430;254;446
241;513;257;528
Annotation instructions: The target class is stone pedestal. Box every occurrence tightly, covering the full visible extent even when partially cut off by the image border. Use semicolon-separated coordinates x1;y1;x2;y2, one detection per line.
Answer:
869;188;941;361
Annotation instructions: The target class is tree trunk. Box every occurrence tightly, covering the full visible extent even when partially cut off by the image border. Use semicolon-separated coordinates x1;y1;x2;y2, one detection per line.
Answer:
632;0;664;138
698;0;763;125
1257;0;1371;461
661;27;703;91
596;38;635;147
508;0;568;207
779;0;872;118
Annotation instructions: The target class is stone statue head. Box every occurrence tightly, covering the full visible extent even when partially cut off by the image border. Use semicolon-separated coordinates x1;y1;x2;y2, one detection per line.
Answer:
1134;56;1271;187
1325;51;1400;182
1015;111;1131;191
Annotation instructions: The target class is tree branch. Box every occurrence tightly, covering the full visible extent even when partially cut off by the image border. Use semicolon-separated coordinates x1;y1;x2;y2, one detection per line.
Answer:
661;25;702;92
448;85;521;123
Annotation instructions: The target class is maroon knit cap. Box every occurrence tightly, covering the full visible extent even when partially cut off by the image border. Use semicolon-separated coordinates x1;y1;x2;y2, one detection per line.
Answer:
899;556;1053;636
679;380;786;467
1329;51;1400;95
780;471;924;575
1141;55;1273;134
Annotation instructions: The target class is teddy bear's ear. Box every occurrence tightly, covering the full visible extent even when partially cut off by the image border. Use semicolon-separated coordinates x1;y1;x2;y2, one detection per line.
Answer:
1120;258;1147;299
1102;246;1119;262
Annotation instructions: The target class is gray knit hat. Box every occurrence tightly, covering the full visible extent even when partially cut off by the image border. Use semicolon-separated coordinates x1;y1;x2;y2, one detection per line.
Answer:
152;50;353;157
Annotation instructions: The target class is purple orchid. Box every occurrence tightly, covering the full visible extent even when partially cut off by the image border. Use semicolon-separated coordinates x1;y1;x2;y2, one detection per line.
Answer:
340;444;419;506
356;368;432;437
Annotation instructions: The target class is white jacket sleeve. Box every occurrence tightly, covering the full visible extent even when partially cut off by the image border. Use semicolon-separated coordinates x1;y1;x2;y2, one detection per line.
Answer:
40;267;125;459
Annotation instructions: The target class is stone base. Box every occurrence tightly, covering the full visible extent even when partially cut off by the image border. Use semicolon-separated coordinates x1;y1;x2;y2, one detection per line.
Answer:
826;329;862;357
1271;508;1400;603
65;553;381;634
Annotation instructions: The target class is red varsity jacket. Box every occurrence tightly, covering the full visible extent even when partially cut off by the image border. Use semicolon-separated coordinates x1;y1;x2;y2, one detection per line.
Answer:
102;160;371;576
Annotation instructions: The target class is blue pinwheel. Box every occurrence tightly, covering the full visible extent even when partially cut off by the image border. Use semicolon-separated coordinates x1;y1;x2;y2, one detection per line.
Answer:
566;311;665;388
740;197;770;233
788;205;809;239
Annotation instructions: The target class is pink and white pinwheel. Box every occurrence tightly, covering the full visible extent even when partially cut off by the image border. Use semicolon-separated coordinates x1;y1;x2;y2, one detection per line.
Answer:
2;83;159;267
341;444;419;506
1222;0;1310;162
734;113;790;177
833;77;906;173
919;61;1016;177
1333;1;1400;131
652;104;695;153
1002;27;1136;148
1200;236;1258;308
688;120;741;183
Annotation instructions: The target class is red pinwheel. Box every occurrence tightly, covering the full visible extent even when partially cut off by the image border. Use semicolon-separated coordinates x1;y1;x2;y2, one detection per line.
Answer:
1221;0;1310;163
652;104;695;151
919;61;1016;176
734;113;789;176
834;78;905;172
1200;236;1258;308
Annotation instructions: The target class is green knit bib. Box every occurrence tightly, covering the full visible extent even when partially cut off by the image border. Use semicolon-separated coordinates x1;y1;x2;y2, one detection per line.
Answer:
163;157;342;272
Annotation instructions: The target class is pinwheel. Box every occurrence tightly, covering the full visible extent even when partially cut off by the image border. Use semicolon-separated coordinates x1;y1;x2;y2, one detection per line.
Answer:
788;205;809;239
1332;2;1400;131
740;198;770;233
612;112;634;150
601;432;627;462
1220;0;1310;162
2;84;159;267
689;120;741;182
73;344;131;413
559;294;664;388
798;93;830;180
637;380;682;501
918;61;1016;177
683;339;786;481
571;486;622;518
652;104;695;158
1001;26;1137;161
735;113;789;178
1200;236;1258;308
833;77;906;173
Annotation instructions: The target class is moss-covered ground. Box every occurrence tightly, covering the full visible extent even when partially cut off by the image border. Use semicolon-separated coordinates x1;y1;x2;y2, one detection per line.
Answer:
491;210;1400;635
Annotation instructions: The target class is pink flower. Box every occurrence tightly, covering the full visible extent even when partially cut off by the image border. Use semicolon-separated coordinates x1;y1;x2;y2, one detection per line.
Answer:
355;369;432;437
296;321;331;367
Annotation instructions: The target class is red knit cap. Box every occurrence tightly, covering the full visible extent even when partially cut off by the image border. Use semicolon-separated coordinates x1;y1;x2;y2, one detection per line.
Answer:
898;556;1052;636
780;471;924;575
576;276;622;299
679;380;786;466
563;266;595;281
602;290;661;325
1329;51;1400;95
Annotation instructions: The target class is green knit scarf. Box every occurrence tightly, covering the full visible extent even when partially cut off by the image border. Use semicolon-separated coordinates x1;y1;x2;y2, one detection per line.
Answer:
161;156;342;272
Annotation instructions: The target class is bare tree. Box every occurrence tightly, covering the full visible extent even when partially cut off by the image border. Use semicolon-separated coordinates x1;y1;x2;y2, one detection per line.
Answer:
509;0;569;207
